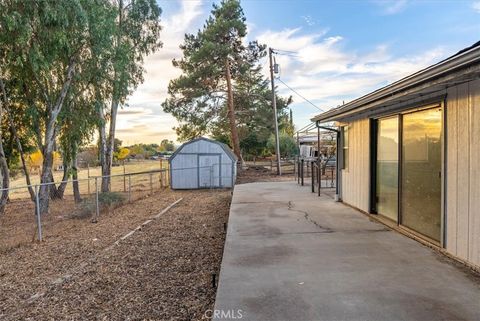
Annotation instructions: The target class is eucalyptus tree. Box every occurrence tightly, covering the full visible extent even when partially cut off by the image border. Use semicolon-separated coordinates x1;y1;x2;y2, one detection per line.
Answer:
0;79;10;213
163;0;265;162
0;78;37;201
97;0;162;192
0;0;120;214
57;85;98;201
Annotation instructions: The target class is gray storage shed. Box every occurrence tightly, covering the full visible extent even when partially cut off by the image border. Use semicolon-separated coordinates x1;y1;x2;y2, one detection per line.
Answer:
169;137;237;189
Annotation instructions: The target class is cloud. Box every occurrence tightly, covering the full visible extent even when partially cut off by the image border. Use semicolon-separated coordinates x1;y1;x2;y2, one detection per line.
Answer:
372;0;408;15
119;1;446;142
118;0;206;144
473;1;480;13
301;15;316;27
254;27;445;126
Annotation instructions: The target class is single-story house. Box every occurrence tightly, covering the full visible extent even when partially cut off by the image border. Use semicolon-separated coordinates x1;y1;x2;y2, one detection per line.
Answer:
312;41;480;269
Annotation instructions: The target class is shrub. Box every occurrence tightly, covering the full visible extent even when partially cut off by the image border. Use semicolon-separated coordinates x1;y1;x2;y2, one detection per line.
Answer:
98;192;126;207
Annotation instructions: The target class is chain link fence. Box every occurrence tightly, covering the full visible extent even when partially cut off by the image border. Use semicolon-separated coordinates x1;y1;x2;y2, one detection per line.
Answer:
0;160;240;251
0;168;170;251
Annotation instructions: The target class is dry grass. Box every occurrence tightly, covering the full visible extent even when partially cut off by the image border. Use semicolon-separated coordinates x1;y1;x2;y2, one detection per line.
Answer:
7;160;169;200
0;188;231;320
0;172;170;251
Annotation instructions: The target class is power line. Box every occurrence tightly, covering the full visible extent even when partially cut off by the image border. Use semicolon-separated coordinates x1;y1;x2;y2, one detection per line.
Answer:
276;77;324;112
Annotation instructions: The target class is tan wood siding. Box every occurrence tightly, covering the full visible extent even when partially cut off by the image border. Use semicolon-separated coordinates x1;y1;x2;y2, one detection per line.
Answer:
446;86;458;254
341;119;370;213
446;78;480;267
469;79;480;265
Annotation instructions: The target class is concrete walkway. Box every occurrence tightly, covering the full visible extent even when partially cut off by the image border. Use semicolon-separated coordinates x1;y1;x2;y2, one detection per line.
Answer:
214;181;480;321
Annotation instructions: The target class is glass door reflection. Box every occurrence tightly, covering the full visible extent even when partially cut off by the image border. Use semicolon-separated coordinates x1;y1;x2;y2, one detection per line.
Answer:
401;108;442;241
376;117;399;221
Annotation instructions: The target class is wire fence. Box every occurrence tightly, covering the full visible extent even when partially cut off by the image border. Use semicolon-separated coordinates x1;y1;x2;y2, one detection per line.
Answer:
0;162;237;251
244;158;296;174
0;168;170;250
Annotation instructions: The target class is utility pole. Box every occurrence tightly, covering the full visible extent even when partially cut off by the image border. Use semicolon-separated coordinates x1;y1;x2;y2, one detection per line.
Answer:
269;48;282;175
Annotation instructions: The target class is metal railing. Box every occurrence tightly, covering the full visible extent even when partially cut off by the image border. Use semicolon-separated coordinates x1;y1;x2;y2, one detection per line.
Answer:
295;157;336;195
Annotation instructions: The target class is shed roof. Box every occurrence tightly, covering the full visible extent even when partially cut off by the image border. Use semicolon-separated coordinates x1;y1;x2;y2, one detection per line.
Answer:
169;137;237;162
312;41;480;123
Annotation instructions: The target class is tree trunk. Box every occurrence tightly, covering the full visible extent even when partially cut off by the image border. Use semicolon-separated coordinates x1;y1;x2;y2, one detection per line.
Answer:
38;146;53;215
1;78;35;200
56;161;70;199
0;79;11;213
99;0;123;192
38;59;76;215
103;99;119;192
72;157;81;203
6;111;35;201
97;105;110;193
225;59;242;164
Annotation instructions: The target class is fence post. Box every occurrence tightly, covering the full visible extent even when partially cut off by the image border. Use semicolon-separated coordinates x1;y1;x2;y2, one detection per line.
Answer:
149;173;153;193
166;165;169;187
311;162;315;193
318;161;321;196
94;177;99;222
87;164;91;196
128;175;132;202
331;167;334;187
301;159;304;186
34;185;43;242
297;159;300;184
123;161;126;192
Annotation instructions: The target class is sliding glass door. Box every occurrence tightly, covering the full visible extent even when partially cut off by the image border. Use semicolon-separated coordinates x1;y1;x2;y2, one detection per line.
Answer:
376;117;399;221
375;107;442;242
401;108;442;241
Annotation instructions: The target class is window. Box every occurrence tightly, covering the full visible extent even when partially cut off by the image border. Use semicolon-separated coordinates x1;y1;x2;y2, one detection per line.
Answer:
342;125;349;169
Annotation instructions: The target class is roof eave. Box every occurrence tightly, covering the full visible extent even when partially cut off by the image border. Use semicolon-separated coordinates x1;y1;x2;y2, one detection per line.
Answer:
312;44;480;123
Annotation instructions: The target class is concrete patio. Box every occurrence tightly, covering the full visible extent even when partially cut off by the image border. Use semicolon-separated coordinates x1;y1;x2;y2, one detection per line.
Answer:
213;181;480;321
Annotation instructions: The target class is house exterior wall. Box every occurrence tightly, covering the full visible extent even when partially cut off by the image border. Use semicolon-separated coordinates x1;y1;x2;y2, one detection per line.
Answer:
341;118;370;213
336;79;480;268
445;78;480;267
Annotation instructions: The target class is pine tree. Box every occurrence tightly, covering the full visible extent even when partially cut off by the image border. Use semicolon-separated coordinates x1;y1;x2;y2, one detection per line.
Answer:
163;0;263;162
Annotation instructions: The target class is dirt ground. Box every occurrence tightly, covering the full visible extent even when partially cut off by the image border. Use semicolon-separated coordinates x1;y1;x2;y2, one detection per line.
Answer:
0;189;231;320
236;165;295;184
0;166;294;320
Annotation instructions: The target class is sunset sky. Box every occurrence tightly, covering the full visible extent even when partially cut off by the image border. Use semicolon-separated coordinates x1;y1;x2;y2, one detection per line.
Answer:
116;0;480;145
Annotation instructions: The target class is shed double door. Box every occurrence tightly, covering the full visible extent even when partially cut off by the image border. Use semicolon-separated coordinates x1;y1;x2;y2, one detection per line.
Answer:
198;155;221;188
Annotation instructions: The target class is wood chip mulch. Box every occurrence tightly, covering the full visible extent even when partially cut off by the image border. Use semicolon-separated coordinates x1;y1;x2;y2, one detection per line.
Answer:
0;189;231;321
